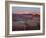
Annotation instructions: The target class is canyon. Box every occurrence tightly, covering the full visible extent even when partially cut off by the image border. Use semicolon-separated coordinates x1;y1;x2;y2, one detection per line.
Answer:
12;14;40;31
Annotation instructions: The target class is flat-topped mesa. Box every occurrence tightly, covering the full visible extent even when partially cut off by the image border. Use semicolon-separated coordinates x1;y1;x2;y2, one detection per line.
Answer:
15;10;40;15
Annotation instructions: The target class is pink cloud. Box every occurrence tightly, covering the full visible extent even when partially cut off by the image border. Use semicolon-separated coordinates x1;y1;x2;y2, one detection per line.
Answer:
16;10;40;15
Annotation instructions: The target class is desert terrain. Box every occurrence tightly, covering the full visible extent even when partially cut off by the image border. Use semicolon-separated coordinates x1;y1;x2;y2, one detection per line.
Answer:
12;10;40;31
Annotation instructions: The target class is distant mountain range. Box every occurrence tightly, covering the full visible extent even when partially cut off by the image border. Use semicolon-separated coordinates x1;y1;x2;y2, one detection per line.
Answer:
13;10;40;15
12;14;40;21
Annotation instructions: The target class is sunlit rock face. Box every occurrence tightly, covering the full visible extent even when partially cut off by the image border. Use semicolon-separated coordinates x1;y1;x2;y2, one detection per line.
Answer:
12;10;40;31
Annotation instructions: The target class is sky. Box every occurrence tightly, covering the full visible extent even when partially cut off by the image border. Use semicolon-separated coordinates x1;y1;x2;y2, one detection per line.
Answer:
12;7;40;14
